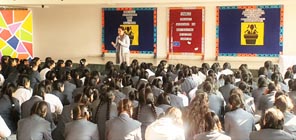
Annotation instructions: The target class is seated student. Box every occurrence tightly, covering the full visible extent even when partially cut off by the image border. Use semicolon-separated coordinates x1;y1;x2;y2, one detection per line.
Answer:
106;99;142;140
145;107;185;140
258;83;277;116
0;115;11;139
64;105;99;140
17;101;52;140
194;111;231;140
134;87;164;140
224;94;254;140
250;108;296;140
274;95;296;135
157;93;172;112
0;83;20;134
40;59;55;81
93;88;118;140
13;74;32;106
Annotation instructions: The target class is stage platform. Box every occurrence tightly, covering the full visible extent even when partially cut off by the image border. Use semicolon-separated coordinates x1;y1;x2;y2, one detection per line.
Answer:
67;56;279;77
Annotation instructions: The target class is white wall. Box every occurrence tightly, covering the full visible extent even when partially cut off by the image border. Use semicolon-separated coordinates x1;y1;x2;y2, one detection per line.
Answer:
32;6;101;60
27;1;296;61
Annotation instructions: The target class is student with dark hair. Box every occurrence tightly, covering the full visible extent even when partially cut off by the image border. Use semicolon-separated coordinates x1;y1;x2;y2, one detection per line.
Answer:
106;99;142;140
194;111;231;140
135;87;164;140
17;101;52;140
129;90;139;108
271;72;289;92
93;89;117;140
202;81;225;119
13;74;32;105
75;58;90;79
219;74;236;104
164;82;184;109
46;70;57;82
146;107;185;140
40;57;53;70
62;71;76;104
4;58;19;86
264;60;274;79
29;57;42;89
52;94;87;140
21;82;55;129
151;77;164;98
1;55;11;79
40;80;63;116
258;82;277;116
238;82;256;114
250;108;296;140
64;60;73;72
122;74;136;96
252;76;268;111
0;83;20;134
40;59;55;81
64;105;99;140
155;92;171;113
54;59;65;80
52;80;69;105
221;62;233;75
224;94;254;140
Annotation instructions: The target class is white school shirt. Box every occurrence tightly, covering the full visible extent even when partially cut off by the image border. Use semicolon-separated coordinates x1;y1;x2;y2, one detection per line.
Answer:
13;86;33;106
0;115;11;138
44;94;63;114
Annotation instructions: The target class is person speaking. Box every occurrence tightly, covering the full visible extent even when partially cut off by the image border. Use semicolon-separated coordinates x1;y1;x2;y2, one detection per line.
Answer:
111;26;130;65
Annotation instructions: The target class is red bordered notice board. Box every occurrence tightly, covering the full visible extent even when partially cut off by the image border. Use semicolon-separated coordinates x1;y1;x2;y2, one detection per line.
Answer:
168;7;205;55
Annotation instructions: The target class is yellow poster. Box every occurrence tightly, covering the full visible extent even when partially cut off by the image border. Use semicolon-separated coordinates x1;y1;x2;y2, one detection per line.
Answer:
121;24;139;46
241;22;264;46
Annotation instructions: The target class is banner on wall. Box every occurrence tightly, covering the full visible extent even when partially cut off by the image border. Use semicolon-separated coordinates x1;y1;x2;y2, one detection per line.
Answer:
168;7;205;55
0;10;33;59
102;8;157;55
216;5;284;57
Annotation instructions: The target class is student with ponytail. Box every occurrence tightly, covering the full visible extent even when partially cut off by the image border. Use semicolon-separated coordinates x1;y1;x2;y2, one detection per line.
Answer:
106;99;142;140
17;101;52;140
64;105;99;140
93;88;117;140
135;87;164;140
52;93;88;140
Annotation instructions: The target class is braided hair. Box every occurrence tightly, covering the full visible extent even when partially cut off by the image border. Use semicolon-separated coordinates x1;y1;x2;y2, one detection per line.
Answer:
93;85;114;122
135;87;157;120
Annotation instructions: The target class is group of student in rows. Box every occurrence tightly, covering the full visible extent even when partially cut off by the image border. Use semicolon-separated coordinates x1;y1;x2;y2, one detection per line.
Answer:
0;56;296;140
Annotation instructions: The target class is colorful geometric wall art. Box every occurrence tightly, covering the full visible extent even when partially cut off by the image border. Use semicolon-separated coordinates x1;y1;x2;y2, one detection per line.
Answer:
216;5;283;57
0;10;33;59
102;8;157;55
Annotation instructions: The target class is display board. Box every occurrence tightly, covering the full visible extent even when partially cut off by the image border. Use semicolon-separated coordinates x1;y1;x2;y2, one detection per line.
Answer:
168;7;205;55
216;5;283;57
102;8;157;55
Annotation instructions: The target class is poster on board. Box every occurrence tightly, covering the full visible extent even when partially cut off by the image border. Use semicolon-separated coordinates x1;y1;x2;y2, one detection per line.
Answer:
216;5;284;57
102;8;157;55
168;7;205;55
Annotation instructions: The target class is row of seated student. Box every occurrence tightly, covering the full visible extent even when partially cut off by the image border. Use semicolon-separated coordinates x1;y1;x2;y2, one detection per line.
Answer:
0;56;296;140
